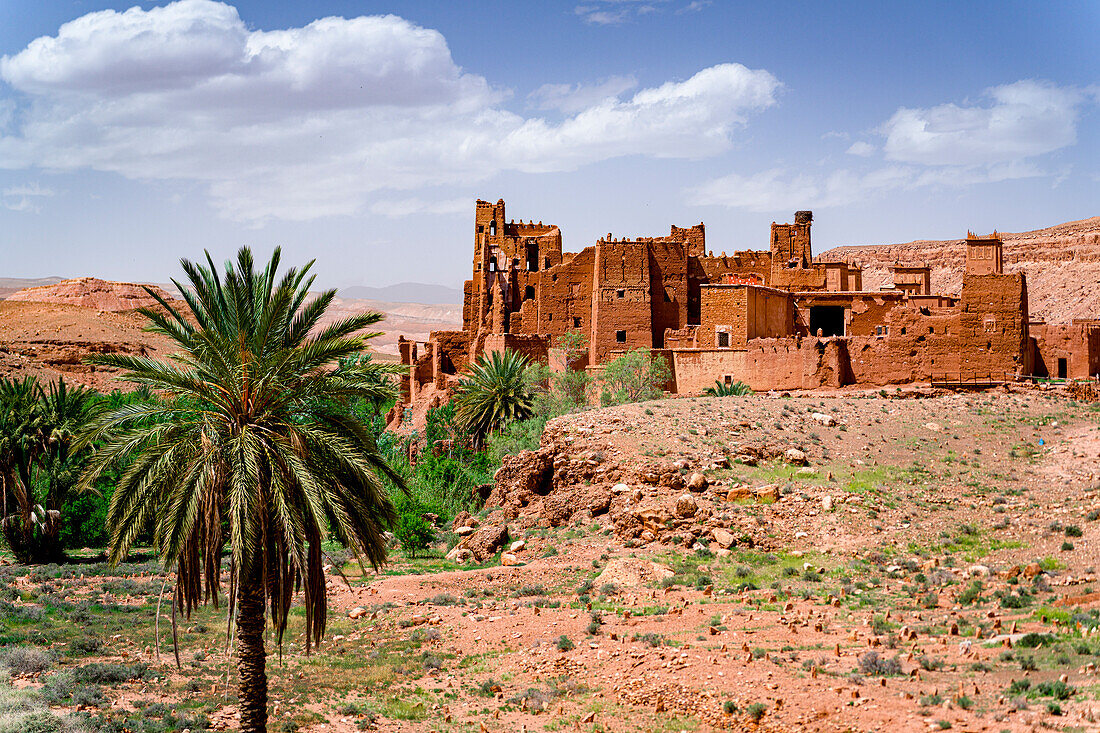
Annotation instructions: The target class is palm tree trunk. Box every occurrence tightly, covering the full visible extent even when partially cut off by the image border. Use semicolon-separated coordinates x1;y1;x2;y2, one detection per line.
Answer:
236;564;268;733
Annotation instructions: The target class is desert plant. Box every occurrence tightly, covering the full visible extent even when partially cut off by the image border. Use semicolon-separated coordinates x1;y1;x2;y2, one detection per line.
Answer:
598;348;671;405
453;350;535;445
76;247;405;733
704;380;753;397
858;651;903;676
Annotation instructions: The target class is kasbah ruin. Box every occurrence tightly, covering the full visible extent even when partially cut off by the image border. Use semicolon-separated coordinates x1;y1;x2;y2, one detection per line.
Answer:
389;197;1100;426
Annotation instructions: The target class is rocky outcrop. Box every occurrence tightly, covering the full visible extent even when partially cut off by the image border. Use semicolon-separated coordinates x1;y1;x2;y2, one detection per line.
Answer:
446;524;508;562
7;277;172;312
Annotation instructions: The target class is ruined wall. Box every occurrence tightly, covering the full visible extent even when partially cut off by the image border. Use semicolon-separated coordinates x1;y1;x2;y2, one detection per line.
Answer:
429;330;471;388
770;212;813;269
647;242;689;348
533;247;597;346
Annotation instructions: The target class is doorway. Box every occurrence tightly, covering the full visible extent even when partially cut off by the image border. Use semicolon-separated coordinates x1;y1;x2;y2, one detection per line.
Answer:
809;306;845;337
1057;358;1068;379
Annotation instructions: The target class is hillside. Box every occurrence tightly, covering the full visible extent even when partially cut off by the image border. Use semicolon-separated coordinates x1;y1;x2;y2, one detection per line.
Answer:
0;278;462;389
6;277;172;312
819;216;1100;322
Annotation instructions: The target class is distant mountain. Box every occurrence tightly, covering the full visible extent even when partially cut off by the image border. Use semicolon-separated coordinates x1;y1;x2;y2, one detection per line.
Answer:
0;276;63;299
339;282;462;305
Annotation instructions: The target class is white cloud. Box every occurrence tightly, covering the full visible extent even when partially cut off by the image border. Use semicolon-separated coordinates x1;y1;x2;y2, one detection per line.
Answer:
2;180;54;212
367;197;468;217
574;1;667;25
846;141;874;156
696;78;1090;213
883;80;1085;166
527;75;638;113
0;1;779;223
692;162;1045;213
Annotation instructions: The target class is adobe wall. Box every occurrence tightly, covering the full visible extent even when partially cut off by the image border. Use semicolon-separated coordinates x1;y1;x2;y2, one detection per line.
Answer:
1030;322;1100;379
647;241;690;348
957;273;1030;380
590;241;654;363
669;338;846;393
699;285;792;349
429;330;471;388
483;333;550;365
532;247;596;345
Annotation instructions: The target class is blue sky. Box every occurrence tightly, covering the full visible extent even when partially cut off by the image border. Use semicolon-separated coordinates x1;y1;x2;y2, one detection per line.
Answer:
0;0;1097;291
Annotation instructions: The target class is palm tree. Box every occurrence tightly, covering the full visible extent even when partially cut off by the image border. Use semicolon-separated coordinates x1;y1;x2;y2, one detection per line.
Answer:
76;247;405;733
0;376;98;562
703;379;753;397
0;376;44;559
452;349;535;444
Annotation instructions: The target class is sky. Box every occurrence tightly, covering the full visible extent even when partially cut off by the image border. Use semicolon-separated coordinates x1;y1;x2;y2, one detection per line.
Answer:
0;0;1097;291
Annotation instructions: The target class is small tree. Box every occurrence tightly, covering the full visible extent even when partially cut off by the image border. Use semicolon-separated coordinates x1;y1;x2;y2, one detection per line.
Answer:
598;349;671;405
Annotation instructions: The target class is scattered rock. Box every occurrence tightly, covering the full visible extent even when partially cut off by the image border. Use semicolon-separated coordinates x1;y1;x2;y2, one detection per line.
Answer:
595;558;673;587
674;493;698;518
784;448;808;465
712;528;736;548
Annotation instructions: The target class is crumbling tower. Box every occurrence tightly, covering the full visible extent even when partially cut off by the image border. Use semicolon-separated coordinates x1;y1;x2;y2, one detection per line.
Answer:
770;211;813;269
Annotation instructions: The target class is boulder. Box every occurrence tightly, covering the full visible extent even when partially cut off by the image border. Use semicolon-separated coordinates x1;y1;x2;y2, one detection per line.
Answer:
674;493;698;519
821;495;834;511
450;524;509;562
595;557;673;587
500;552;523;567
687;472;709;492
712;528;736;548
348;607;368;620
444;547;474;563
509;540;526;552
811;412;836;426
754;485;780;502
784;448;808;465
455;525;475;536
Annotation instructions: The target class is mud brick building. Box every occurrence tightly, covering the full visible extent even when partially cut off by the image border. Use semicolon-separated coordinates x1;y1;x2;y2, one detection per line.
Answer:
389;199;1098;426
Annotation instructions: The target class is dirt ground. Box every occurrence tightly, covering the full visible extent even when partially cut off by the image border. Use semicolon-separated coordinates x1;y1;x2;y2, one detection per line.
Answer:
4;385;1099;733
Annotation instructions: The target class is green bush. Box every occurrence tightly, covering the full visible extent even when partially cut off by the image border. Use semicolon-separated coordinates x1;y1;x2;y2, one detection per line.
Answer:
392;504;434;559
598;349;670;406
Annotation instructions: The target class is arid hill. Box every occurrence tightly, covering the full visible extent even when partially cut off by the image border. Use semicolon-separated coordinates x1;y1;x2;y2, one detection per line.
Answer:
6;276;174;312
819;215;1100;322
0;300;175;392
0;276;461;390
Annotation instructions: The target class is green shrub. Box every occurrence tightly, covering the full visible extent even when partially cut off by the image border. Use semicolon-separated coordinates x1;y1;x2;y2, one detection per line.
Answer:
746;702;767;722
393;509;434;559
1064;525;1083;537
556;635;574;652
